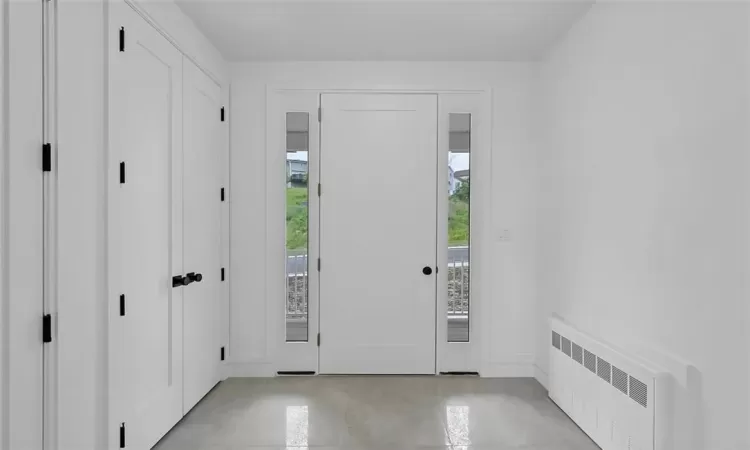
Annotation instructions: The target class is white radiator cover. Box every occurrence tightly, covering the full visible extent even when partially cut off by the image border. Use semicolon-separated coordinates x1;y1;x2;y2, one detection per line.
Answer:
548;316;673;450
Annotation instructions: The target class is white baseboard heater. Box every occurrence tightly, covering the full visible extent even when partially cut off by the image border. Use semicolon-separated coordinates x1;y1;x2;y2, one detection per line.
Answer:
548;316;673;450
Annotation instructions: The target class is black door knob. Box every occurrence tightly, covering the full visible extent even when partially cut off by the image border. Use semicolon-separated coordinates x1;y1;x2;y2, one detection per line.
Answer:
186;272;203;284
422;266;433;276
172;275;186;287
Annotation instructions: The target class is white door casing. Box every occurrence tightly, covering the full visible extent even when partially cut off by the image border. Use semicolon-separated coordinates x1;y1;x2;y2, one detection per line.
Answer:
109;3;184;449
182;58;223;412
2;2;45;448
318;93;438;375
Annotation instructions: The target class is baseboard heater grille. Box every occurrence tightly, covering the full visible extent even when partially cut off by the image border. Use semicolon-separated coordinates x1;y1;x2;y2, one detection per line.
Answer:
548;316;670;450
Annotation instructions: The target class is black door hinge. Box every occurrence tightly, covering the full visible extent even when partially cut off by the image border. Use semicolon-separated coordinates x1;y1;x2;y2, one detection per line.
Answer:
221;107;225;122
317;333;320;347
318;107;321;122
220;188;225;202
119;162;125;184
119;27;125;52
119;294;126;317
317;258;321;272
220;347;225;361
221;267;225;281
317;183;321;197
119;423;125;448
42;314;52;344
42;143;51;172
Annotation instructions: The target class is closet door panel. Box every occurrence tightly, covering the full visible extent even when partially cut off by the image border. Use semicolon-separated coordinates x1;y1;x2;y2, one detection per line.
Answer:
182;58;223;413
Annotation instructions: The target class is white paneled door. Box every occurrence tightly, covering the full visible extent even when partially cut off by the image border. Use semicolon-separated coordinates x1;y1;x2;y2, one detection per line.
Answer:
319;93;438;374
110;4;184;449
182;59;223;413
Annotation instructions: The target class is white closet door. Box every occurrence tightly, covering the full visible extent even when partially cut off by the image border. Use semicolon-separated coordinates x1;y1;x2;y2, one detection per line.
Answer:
182;59;223;413
109;4;184;449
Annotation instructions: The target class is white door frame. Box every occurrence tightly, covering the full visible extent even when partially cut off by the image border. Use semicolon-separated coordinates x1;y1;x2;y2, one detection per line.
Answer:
1;2;46;448
267;86;491;375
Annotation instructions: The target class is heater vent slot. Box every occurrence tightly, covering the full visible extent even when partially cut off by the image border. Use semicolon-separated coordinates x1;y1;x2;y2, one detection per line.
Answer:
629;376;648;408
612;366;629;395
552;331;561;350
561;337;571;356
571;342;583;364
597;357;611;383
584;349;597;373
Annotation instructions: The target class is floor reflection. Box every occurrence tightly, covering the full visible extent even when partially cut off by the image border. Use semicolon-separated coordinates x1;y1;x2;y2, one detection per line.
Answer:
445;405;470;448
286;405;309;449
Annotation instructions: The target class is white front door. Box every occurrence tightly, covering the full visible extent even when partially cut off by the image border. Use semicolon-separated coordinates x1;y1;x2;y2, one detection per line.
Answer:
319;93;438;374
182;59;223;412
110;4;184;449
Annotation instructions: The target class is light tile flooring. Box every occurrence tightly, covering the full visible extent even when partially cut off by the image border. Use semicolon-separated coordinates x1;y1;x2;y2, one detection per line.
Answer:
154;377;599;450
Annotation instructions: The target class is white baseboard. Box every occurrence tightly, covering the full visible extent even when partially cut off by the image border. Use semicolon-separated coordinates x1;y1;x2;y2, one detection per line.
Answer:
534;364;549;391
221;362;275;378
222;360;545;380
481;362;535;378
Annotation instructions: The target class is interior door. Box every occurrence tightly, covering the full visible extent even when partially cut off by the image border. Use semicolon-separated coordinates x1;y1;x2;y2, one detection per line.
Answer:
110;4;184;448
319;93;438;374
182;59;223;412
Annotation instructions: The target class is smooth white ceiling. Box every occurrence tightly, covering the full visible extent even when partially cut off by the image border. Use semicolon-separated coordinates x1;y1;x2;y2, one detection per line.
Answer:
175;1;593;62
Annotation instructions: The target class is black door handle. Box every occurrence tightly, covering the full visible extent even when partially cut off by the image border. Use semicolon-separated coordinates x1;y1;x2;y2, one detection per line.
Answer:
173;273;203;287
422;266;433;276
186;272;203;284
173;275;186;287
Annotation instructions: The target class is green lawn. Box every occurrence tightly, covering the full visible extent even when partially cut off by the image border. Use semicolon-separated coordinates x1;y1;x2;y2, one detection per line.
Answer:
286;187;309;250
286;184;470;250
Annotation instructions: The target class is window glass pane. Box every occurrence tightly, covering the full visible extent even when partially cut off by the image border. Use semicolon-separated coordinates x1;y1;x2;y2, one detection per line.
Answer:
448;113;470;342
286;112;309;342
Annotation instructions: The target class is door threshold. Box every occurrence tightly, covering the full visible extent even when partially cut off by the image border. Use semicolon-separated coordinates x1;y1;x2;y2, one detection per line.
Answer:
276;371;316;376
316;373;438;377
439;371;480;376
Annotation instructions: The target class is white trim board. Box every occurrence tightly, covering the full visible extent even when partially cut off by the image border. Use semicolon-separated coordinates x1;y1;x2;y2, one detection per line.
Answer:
269;85;490;95
265;86;492;376
534;364;549;391
222;363;276;378
125;0;227;86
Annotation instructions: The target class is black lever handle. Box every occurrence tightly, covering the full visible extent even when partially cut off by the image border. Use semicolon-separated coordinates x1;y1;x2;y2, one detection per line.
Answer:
186;272;203;284
173;275;186;287
173;273;203;287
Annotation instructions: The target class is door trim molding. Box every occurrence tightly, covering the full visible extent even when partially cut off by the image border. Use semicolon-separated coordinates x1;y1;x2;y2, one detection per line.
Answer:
123;0;224;87
267;86;493;376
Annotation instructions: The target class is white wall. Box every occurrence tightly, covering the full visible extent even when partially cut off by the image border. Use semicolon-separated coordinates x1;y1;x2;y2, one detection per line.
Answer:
56;1;227;448
535;3;749;448
228;61;538;376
